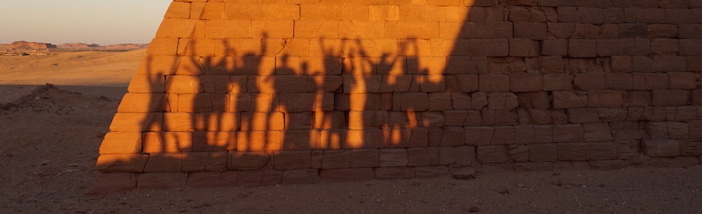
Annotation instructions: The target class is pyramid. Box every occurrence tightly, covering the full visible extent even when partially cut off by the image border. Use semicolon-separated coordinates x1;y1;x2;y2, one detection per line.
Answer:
95;0;702;189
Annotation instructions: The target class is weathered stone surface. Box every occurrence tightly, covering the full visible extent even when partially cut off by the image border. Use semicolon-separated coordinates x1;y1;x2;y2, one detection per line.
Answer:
229;152;270;170
642;140;680;157
321;168;375;182
558;143;590;161
238;170;283;187
187;171;238;187
476;145;509;163
282;169;321;184
95;0;702;190
96;154;148;172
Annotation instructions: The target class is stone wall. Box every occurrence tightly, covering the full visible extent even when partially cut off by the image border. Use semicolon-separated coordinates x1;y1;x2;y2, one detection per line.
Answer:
95;0;702;189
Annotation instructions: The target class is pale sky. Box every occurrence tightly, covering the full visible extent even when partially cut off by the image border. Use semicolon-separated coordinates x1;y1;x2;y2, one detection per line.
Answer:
0;0;172;45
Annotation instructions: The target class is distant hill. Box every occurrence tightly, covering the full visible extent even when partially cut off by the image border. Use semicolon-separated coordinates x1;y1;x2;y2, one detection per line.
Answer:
0;41;56;51
1;41;148;55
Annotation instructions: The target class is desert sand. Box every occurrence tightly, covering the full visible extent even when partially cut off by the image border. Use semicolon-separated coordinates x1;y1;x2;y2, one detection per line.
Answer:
0;50;701;213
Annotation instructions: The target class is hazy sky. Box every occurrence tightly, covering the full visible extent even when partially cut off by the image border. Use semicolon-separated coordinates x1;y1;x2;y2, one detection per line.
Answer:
0;0;172;45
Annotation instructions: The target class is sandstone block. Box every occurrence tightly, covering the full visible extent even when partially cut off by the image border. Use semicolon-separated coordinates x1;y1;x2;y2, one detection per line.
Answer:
95;154;149;172
652;90;690;106
224;3;265;20
379;149;408;167
528;144;557;162
446;75;479;92
548;22;575;39
476;145;509;163
517;92;550;109
588;90;623;108
475;22;513;39
539;56;566;73
488;92;519;110
144;153;183;172
527;109;552;124
142;132;192;153
470;39;509;56
557;143;589;161
507;145;529;162
514;22;547;39
238;170;283;187
350;149;380;168
396;21;439;39
439;146;475;166
491;126;515;145
514;125;553;144
651;39;679;55
680;139;702;155
345;129;383;149
321;150;351;169
479;73;510;92
668;72;698;90
428;93;453;110
282;169;321;184
583;123;613;142
509;39;540;56
156;18;197;38
689;56;702;71
605;73;633;90
183;152;228;172
109;113;156;132
553;91;587;109
165;2;191;19
690;121;702;138
415;166;449;178
553;124;584;143
339;21;387;39
642;139;681;157
542;39;568;56
589;142;618;160
321;168;375;182
229;151;271;171
647;24;679;38
147;38;179;55
264;4;300;20
543;73;573;91
239;112;285;131
510;73;542;92
632;73;669;90
652;56;686;72
407;148;436;166
99;132;143;154
465;126;493;145
668;122;689;139
400;92;429;111
274;151;311;170
680;39;702;55
440;127;465;146
410;128;430;147
567;108;598;123
569;39;596;57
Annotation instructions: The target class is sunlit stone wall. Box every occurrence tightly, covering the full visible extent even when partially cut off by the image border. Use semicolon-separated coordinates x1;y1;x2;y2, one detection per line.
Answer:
95;0;702;189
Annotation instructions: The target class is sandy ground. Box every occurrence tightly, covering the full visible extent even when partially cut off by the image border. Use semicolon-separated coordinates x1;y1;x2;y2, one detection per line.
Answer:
1;51;701;213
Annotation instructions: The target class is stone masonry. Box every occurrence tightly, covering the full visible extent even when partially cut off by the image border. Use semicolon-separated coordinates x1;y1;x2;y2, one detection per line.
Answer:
94;0;702;190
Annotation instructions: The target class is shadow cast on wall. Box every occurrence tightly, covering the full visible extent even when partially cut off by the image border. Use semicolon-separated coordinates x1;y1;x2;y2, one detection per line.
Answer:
95;0;702;189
